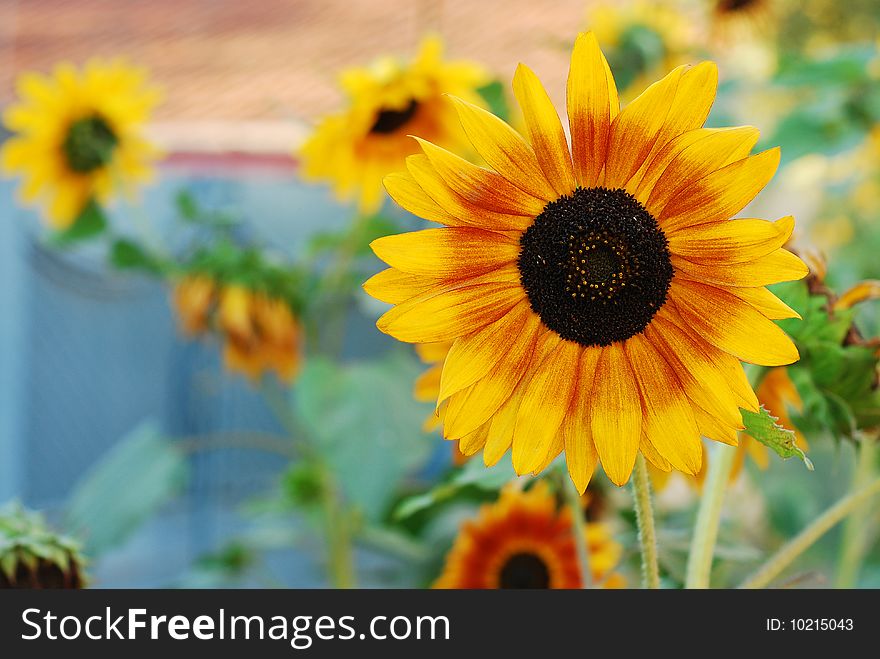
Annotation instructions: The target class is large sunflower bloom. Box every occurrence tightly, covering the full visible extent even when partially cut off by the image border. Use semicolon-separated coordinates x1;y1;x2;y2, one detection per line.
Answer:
2;59;161;229
434;483;624;589
299;36;489;214
365;32;807;490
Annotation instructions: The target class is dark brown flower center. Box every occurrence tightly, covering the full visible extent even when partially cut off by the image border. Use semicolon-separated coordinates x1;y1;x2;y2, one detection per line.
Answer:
518;187;673;347
63;115;118;173
498;552;550;589
369;100;419;134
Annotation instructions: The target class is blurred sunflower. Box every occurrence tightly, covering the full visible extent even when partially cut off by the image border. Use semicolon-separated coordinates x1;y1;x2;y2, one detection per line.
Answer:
366;32;807;490
587;0;697;99
1;59;161;229
171;276;304;384
219;286;304;383
299;36;489;214
710;0;773;41
172;275;217;336
433;483;624;589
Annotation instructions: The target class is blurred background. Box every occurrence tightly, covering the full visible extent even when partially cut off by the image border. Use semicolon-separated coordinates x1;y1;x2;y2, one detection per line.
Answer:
1;0;879;588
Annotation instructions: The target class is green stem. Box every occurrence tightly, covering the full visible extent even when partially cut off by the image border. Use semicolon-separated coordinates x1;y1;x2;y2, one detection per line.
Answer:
835;434;877;588
685;442;737;589
562;471;592;588
740;477;880;589
632;454;660;589
321;469;356;589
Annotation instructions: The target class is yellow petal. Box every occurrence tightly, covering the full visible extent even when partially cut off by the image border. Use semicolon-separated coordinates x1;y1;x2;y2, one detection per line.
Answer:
669;279;799;366
414;137;546;218
443;323;551;439
458;423;490;456
672;248;809;288
448;95;556;201
646;319;745;429
641;126;759;214
512;340;582;475
725;285;801;320
363;268;437;305
406;154;534;232
591;344;642;486
438;299;538;402
512;63;576;196
666;215;794;263
377;282;524;343
371;227;520;278
384;171;462;226
567;32;619;188
605;62;717;190
624;334;701;474
835;280;880;310
563;347;602;493
660;148;781;232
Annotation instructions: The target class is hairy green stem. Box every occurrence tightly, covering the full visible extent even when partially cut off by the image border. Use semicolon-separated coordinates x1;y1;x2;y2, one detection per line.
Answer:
632;454;660;589
740;477;880;589
562;472;592;588
685;443;737;589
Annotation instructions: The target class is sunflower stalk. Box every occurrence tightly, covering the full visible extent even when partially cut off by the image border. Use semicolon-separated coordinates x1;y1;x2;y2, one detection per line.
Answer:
685;442;737;588
834;433;877;588
632;454;660;589
740;477;880;589
562;469;592;588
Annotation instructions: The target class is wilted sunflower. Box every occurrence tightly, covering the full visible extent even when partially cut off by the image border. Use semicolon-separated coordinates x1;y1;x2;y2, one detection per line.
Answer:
433;483;624;589
1;59;161;229
172;275;217;336
366;32;807;490
218;286;304;383
299;36;489;214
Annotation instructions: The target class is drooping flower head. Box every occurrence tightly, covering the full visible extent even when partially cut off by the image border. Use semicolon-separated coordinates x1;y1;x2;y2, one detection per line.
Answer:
434;483;624;589
366;32;807;490
1;59;161;229
299;36;489;214
171;276;304;384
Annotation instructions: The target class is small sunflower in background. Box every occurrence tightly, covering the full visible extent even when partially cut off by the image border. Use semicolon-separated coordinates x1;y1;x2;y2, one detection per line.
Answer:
587;0;698;99
1;59;161;230
710;0;773;42
0;502;86;589
366;31;807;491
434;483;625;589
299;36;489;214
171;276;304;384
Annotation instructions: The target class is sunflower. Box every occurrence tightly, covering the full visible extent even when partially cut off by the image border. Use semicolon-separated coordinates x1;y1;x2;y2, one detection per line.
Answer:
365;32;807;490
219;286;304;383
433;483;624;589
171;276;304;383
588;0;697;99
172;275;217;336
299;36;489;214
414;341;470;464
1;59;161;229
710;0;773;41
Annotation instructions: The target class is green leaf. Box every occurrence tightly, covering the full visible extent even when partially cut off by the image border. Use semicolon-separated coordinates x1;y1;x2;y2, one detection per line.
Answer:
476;80;510;122
741;406;814;470
64;422;188;556
394;457;519;520
110;239;164;275
293;353;433;521
175;189;199;221
51;199;107;245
